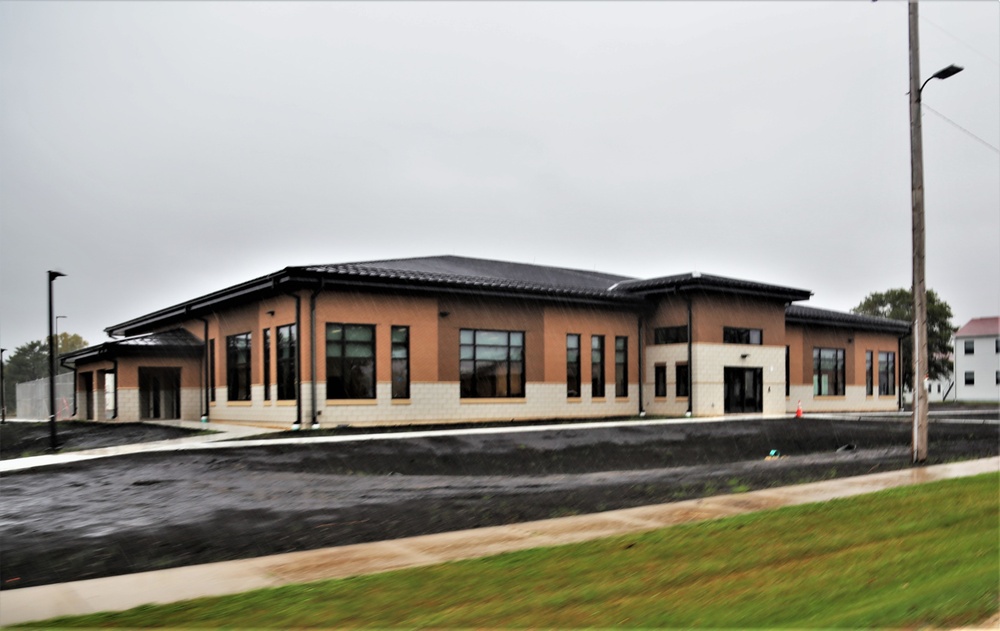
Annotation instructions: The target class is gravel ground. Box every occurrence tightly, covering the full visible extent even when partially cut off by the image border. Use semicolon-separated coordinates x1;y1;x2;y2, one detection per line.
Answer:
0;416;996;590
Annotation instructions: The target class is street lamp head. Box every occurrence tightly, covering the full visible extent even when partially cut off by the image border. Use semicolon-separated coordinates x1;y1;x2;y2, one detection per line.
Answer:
931;64;963;80
48;270;66;281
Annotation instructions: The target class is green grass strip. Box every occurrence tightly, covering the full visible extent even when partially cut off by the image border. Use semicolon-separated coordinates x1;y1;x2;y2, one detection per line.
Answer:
19;473;999;629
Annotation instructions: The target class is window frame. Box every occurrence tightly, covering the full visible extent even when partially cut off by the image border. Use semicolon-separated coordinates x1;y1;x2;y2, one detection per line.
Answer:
964;340;975;355
276;323;297;401
812;347;845;397
723;327;763;345
878;351;895;396
675;363;690;398
964;371;975;386
591;335;605;398
654;364;667;398
459;329;525;399
326;323;376;400
391;325;410;400
653;326;687;345
226;332;252;402
865;350;873;396
614;336;628;397
566;334;581;398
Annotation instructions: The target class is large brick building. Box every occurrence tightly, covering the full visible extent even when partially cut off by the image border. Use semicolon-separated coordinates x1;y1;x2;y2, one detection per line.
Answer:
63;256;909;427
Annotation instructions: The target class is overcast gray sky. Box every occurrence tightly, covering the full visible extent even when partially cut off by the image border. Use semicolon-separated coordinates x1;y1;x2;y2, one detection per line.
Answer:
2;1;998;354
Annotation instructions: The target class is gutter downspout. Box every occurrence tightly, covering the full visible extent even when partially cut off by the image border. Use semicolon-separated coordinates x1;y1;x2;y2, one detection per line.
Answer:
637;314;644;417
309;280;324;429
686;295;693;416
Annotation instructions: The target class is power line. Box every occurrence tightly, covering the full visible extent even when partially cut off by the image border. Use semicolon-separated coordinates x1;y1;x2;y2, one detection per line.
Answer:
920;15;1000;68
922;104;1000;155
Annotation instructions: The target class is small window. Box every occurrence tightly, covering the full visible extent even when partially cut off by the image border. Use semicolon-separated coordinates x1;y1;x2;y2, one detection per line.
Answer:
263;328;271;401
327;323;376;399
878;351;895;396
460;329;524;398
226;332;252;402
653;326;687;345
654;364;667;397
591;335;605;398
615;336;628;397
724;327;762;345
995;371;999;386
964;340;975;355
391;326;410;399
865;351;873;396
995;339;999;354
209;339;216;402
276;324;297;401
965;371;975;386
566;334;581;397
785;346;790;397
676;363;689;398
813;347;845;396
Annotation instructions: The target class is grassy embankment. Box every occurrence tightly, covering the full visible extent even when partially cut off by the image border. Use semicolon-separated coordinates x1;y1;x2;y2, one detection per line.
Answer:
20;473;998;629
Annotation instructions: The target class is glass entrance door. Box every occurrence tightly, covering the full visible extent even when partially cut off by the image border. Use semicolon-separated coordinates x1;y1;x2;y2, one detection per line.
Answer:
724;367;763;413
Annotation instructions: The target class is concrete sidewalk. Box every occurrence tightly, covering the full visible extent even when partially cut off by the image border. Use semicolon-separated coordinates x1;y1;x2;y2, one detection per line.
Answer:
1;456;995;626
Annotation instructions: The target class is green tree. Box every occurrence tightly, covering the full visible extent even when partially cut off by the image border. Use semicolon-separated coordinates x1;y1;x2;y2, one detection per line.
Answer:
852;288;954;391
2;333;88;414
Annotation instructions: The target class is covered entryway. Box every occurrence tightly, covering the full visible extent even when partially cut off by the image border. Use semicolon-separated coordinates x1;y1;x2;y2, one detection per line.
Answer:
80;372;95;420
724;367;763;413
138;367;181;420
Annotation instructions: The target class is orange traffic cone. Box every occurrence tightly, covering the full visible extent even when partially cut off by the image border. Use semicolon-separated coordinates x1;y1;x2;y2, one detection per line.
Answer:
795;400;803;419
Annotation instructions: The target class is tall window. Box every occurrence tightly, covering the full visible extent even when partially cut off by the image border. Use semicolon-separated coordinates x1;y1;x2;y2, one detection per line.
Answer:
327;324;375;399
964;340;975;354
615;336;628;397
654;326;687;345
785;346;791;396
964;371;975;385
865;351;873;396
209;339;216;402
276;324;297;400
724;327;762;345
654;364;667;397
262;328;271;401
391;326;410;399
460;329;524;398
226;332;252;402
813;347;844;396
676;363;690;398
566;334;581;397
591;335;605;398
878;351;895;396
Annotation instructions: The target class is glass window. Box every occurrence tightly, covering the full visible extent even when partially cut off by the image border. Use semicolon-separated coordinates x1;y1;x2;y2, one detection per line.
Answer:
276;324;297;400
878;351;895;396
391;326;409;399
209;339;216;402
226;332;252;402
865;351;873;396
653;326;687;345
263;328;271;401
676;363;690;398
460;329;524;398
812;347;845;396
566;334;581;397
654;364;667;397
965;371;975;386
591;335;605;398
964;340;974;355
724;327;762;345
327;323;375;399
615;336;628;397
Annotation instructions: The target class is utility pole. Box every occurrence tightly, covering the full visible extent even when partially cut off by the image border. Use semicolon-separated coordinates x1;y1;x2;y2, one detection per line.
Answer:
908;0;929;463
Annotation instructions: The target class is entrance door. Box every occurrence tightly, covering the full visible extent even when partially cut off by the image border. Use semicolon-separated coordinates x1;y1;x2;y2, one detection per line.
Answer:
138;367;181;420
724;367;763;413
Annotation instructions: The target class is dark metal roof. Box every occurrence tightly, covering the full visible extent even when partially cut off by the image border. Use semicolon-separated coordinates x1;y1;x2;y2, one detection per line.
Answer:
63;329;204;365
300;255;634;298
614;272;812;302
785;305;910;335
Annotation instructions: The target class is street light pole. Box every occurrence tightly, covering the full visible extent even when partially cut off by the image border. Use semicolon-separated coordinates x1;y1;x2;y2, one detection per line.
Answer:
48;270;65;452
1;347;7;424
908;0;962;464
